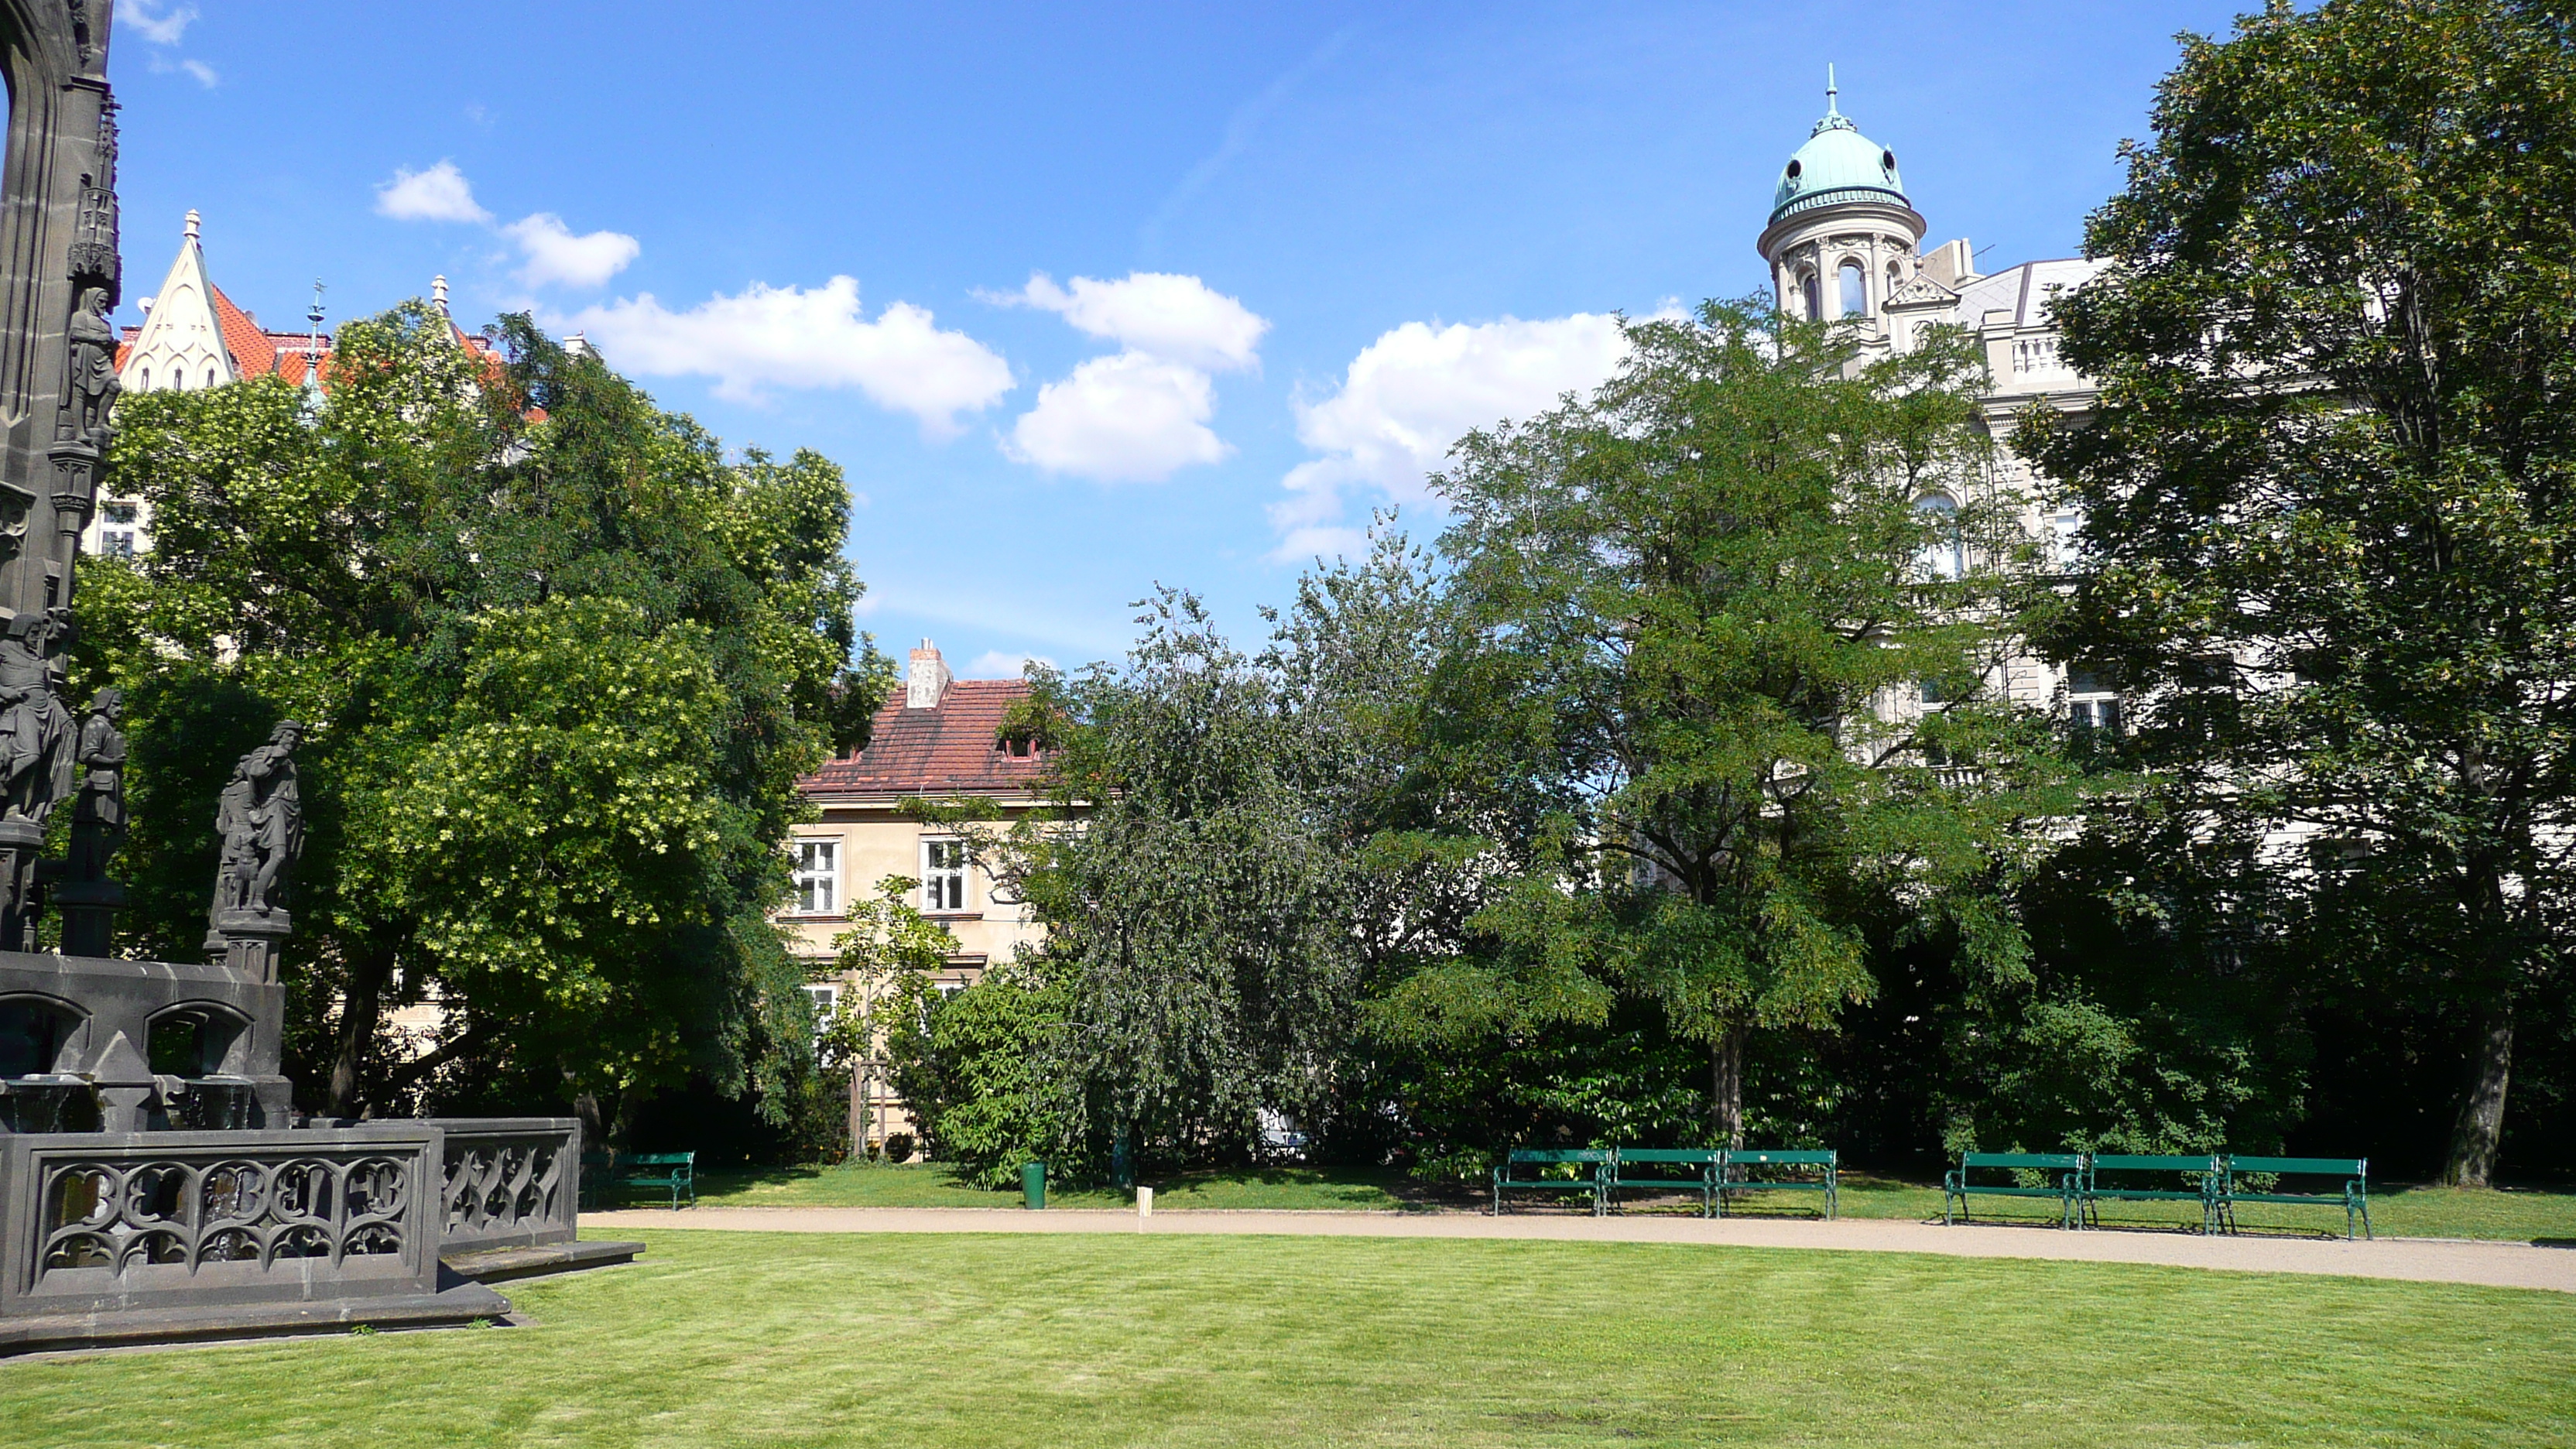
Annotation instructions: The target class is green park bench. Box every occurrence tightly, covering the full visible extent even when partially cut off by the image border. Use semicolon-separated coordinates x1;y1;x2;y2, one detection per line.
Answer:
2216;1155;2370;1240
1723;1148;1839;1219
2079;1153;2221;1232
1492;1148;1609;1216
1943;1151;2083;1228
581;1149;697;1210
1605;1148;1721;1217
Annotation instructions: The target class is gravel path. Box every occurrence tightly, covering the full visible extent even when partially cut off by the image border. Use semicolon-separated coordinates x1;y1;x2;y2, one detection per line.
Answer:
581;1206;2576;1293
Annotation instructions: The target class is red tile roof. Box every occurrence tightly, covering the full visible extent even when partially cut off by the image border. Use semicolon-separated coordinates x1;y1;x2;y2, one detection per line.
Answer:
110;286;333;382
212;286;280;377
802;680;1050;796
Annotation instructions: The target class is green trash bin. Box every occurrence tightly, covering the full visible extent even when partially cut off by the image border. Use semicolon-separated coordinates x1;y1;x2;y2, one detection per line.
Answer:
1022;1161;1046;1211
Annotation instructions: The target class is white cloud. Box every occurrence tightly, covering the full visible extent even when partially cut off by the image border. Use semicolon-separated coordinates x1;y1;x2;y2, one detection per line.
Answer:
125;0;195;45
503;213;641;289
375;161;492;224
996;272;1268;373
994;271;1265;483
557;277;1014;436
180;59;218;87
1005;351;1227;482
1271;312;1639;560
964;650;1055;680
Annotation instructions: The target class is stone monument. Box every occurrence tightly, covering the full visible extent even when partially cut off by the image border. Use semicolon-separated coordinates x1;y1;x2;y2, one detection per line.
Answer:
0;6;632;1355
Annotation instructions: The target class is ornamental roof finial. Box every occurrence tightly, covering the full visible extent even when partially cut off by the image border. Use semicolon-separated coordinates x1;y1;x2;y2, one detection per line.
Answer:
1826;64;1838;116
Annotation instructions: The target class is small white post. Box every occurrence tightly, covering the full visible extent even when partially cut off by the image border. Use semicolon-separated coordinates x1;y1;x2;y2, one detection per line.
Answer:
1137;1186;1154;1225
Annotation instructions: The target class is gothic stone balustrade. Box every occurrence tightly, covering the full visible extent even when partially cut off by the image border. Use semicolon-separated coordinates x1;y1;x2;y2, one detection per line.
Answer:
0;1125;450;1322
433;1118;582;1255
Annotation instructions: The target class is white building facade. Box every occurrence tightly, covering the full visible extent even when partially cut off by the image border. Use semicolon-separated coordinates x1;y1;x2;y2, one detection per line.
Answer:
1758;81;2117;730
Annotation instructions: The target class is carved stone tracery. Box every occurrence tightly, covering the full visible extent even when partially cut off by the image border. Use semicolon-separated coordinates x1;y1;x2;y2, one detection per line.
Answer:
39;1149;412;1280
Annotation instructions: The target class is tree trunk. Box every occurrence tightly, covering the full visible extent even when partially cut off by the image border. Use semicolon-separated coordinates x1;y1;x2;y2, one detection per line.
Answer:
1711;1025;1746;1150
2442;998;2513;1188
573;1088;605;1151
326;950;395;1117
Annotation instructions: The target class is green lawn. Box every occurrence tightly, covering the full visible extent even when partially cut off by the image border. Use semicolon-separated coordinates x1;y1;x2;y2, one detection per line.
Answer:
686;1162;2576;1242
10;1229;2574;1447
693;1162;1422;1212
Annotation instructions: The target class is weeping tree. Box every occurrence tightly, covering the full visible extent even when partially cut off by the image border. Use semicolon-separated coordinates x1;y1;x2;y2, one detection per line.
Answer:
1392;299;2077;1146
1007;591;1360;1166
2026;0;2576;1184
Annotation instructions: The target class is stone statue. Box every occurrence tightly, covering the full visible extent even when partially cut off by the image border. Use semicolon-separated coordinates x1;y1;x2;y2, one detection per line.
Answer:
210;720;303;924
66;286;119;447
0;608;74;822
67;687;124;882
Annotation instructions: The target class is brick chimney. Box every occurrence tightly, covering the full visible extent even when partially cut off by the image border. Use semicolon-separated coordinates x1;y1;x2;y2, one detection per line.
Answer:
906;639;951;710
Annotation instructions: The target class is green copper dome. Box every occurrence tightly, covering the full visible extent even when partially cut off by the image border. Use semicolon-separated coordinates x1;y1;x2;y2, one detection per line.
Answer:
1769;78;1906;224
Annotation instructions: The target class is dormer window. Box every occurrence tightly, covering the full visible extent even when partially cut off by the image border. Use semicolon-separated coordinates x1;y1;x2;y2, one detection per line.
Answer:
1785;159;1802;180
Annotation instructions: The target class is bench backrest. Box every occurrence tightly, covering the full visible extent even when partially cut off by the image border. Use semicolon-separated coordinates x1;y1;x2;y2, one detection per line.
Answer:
2088;1154;2216;1173
1615;1149;1720;1166
1961;1152;2082;1171
1507;1149;1610;1165
622;1152;696;1167
1731;1149;1834;1168
2225;1155;2364;1180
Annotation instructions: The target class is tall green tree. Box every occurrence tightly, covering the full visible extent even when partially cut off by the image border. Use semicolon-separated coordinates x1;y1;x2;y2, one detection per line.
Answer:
1399;300;2076;1144
1005;592;1358;1166
2027;0;2576;1184
82;304;887;1128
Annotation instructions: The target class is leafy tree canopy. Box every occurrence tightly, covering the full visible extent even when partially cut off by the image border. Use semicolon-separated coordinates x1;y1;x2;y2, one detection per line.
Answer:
2026;0;2576;1184
1396;299;2080;1142
82;304;889;1127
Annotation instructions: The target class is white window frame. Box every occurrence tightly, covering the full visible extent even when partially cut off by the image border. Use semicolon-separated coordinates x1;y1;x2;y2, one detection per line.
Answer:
2067;668;2122;735
790;838;840;916
2047;508;2084;571
921;838;969;914
1915;494;1965;580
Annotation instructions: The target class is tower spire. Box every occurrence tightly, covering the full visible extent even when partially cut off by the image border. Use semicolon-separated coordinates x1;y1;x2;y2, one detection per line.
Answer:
304;280;326;392
1826;65;1839;116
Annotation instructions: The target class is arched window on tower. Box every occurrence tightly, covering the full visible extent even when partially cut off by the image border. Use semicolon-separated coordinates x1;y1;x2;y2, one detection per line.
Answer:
1840;261;1868;317
1887;260;1903;296
138;366;149;390
1915;493;1965;579
1800;272;1821;321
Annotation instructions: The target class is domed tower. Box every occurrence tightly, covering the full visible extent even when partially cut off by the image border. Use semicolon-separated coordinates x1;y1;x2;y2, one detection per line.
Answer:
1756;73;1927;324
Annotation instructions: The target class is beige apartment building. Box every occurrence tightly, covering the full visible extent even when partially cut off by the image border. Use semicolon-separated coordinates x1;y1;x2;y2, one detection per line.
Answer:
784;641;1056;1149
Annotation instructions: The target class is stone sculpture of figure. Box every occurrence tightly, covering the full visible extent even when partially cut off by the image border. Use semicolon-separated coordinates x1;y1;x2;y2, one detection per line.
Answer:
66;286;119;447
245;721;303;913
0;609;74;822
68;687;124;882
210;720;303;926
207;762;255;924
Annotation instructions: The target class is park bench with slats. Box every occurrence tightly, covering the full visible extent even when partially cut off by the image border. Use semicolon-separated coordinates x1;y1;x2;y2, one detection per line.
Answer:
580;1149;697;1210
1605;1148;1721;1217
1942;1151;2082;1228
1723;1148;1839;1219
1492;1148;1609;1215
2216;1155;2369;1239
2079;1153;2221;1232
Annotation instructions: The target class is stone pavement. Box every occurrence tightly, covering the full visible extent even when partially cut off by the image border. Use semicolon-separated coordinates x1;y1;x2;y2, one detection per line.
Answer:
582;1206;2576;1293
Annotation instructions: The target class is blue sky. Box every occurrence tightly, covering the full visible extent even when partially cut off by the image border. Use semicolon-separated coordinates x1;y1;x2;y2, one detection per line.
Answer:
111;1;2248;680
